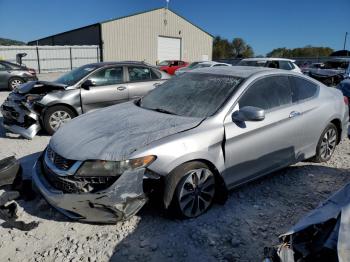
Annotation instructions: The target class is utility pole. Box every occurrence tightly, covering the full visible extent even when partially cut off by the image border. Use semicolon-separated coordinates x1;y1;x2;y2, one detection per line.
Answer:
344;32;348;50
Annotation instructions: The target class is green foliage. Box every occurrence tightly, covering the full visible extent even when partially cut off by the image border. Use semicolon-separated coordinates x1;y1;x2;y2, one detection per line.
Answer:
213;36;254;59
0;37;25;46
267;46;333;58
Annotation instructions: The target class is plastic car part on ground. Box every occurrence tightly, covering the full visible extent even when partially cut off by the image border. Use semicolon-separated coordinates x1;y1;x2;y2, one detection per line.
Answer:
0;156;39;231
267;182;350;262
0;156;21;187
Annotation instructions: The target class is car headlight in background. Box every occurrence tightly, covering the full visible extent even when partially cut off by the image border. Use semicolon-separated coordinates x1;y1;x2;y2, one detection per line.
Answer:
76;156;156;177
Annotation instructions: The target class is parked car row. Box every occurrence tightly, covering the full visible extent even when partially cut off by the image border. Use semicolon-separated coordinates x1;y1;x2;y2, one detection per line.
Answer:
1;60;349;223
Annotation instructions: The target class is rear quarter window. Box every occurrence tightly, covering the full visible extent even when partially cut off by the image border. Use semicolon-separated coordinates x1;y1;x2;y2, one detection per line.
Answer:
290;76;318;102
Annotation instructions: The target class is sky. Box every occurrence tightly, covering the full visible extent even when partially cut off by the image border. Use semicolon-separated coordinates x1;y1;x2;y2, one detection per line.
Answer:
0;0;349;55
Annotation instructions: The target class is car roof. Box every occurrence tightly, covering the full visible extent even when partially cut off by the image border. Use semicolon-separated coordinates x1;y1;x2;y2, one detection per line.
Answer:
85;61;157;68
241;57;296;62
198;61;228;65
191;66;276;78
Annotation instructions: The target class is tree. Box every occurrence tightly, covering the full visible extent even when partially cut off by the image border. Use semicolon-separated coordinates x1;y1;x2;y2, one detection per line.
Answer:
212;36;232;59
212;36;255;59
267;46;333;58
0;37;25;46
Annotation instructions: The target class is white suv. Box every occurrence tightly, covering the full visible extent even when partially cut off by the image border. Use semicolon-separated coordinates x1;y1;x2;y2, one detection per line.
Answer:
238;58;302;73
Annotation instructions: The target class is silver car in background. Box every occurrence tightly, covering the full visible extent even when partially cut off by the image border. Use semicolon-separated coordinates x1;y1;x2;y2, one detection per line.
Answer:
33;66;348;223
175;61;231;75
1;61;169;138
0;60;37;90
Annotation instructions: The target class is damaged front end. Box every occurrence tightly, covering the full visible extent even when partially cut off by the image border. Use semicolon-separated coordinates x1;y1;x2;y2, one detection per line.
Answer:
32;148;152;223
1;81;66;139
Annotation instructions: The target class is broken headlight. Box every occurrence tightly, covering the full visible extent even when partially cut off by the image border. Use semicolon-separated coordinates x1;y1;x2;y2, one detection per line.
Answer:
26;94;43;104
75;156;156;177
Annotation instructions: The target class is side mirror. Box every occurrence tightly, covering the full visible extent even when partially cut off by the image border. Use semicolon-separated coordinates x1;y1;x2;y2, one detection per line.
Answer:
81;79;94;90
232;106;265;122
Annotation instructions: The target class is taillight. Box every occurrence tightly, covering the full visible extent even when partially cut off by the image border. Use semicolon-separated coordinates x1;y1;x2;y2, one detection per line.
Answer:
344;96;349;105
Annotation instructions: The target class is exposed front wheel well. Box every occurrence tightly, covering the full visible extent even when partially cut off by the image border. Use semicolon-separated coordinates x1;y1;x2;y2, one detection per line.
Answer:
162;159;227;209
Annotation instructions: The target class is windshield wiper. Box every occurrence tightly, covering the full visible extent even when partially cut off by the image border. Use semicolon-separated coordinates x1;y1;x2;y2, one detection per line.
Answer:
152;108;178;115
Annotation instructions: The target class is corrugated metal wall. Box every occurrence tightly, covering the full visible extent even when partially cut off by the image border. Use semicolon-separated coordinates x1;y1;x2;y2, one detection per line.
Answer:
0;45;100;72
101;8;213;64
27;24;101;46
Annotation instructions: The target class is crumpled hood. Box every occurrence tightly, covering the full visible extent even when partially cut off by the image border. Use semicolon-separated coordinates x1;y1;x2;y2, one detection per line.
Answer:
309;68;345;77
49;102;203;161
16;81;66;94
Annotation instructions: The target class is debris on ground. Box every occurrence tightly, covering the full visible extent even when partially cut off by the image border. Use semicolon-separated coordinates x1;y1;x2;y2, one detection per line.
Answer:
0;156;39;231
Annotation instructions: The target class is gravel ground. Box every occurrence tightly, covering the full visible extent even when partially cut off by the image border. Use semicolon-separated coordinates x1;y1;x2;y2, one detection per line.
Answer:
0;74;349;262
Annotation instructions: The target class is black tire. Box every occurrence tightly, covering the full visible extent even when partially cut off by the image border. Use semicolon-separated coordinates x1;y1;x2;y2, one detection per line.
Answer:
43;105;77;135
8;77;24;90
168;161;216;219
312;123;338;163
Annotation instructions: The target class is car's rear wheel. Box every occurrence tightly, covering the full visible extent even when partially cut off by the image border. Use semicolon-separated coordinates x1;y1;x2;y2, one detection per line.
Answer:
43;105;77;135
171;162;216;218
8;77;24;90
313;123;338;162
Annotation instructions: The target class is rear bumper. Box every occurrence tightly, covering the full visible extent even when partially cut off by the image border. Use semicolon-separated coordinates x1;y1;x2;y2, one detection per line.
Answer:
32;156;148;223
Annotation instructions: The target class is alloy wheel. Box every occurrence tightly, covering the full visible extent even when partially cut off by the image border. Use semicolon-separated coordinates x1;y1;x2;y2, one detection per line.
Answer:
49;111;72;131
178;168;215;218
320;127;337;160
10;79;23;89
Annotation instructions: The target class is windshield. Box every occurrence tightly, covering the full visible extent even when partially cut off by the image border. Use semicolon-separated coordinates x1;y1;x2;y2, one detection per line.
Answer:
192;63;212;69
158;60;171;66
238;60;266;67
140;73;243;118
54;65;98;86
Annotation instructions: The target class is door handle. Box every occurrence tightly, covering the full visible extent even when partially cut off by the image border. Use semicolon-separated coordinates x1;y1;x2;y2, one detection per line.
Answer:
289;111;301;118
117;86;126;91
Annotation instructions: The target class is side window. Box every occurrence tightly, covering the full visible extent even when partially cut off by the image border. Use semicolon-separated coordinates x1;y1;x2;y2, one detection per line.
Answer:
151;69;161;79
128;66;154;81
290;76;318;102
172;61;179;66
213;64;225;67
279;61;293;70
239;76;292;111
87;67;123;86
0;63;6;70
178;61;184;66
266;61;279;69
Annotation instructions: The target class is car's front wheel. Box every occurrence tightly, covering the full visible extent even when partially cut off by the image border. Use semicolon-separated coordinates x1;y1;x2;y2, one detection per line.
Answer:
313;123;338;162
8;77;24;90
43;105;77;135
171;162;216;218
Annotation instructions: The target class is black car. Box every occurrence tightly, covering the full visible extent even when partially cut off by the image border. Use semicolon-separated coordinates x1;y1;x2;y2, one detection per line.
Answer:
336;79;350;118
0;60;37;90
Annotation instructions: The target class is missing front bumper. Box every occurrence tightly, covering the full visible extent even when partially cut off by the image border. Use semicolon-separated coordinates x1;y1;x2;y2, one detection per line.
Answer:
1;98;41;139
32;158;148;223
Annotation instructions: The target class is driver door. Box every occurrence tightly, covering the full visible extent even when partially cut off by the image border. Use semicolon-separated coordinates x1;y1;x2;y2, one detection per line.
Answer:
223;75;304;188
81;66;128;113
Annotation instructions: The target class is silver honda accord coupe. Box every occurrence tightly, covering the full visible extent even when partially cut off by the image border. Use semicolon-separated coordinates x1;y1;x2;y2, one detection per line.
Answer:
33;66;349;223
